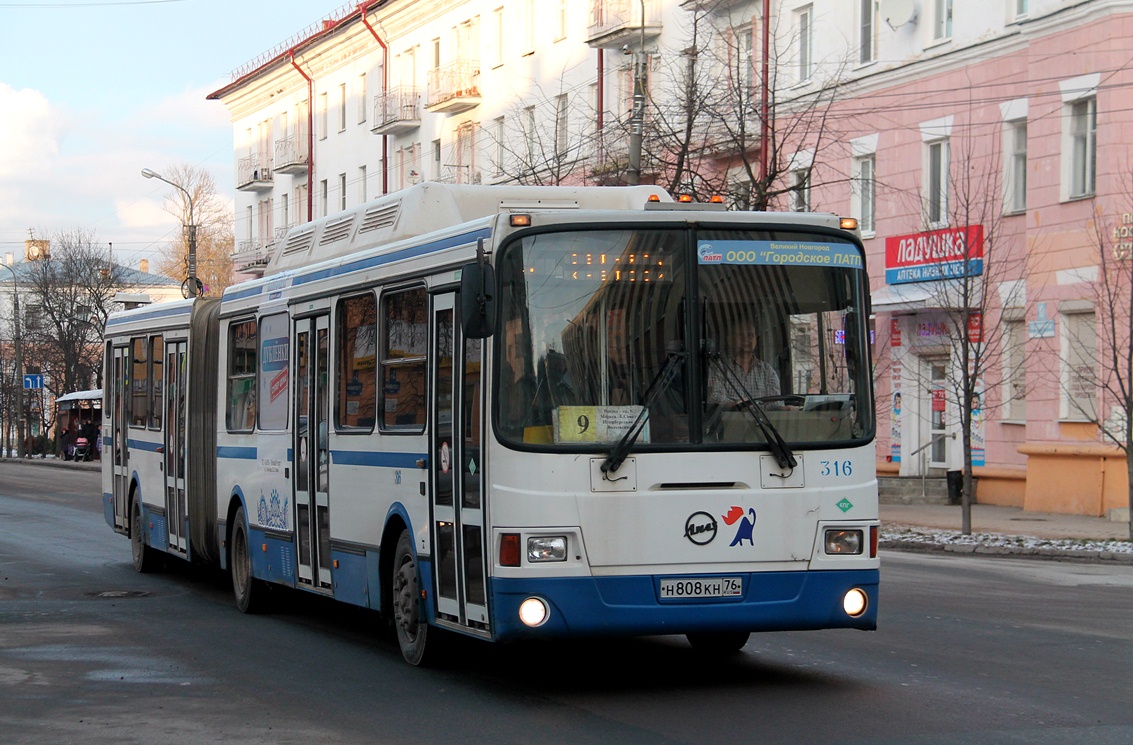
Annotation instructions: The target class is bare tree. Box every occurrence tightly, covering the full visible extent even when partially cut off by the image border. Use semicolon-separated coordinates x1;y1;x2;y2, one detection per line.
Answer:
18;229;121;449
152;164;235;296
1061;188;1133;540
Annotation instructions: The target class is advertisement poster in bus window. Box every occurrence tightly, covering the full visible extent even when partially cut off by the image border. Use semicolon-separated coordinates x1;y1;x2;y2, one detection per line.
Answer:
259;313;289;430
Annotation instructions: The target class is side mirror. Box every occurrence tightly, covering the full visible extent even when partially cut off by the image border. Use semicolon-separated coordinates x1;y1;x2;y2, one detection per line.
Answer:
460;241;496;339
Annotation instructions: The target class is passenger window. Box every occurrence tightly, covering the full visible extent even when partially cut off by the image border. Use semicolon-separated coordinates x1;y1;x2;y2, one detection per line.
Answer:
130;337;147;427
336;293;377;431
149;335;164;430
226;319;258;432
380;287;427;432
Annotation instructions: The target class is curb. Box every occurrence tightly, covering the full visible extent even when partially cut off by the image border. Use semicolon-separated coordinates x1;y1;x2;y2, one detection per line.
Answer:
881;539;1133;565
1;457;100;473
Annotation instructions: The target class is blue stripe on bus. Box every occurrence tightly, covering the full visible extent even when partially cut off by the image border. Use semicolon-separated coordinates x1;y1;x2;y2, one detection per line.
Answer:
330;450;424;468
218;446;259;459
487;568;879;642
105;303;191;328
223;227;494;303
127;438;162;452
293;227;492;286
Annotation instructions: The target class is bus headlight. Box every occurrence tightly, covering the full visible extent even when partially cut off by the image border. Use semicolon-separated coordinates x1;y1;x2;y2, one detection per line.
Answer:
824;529;863;555
843;588;868;617
519;597;550;627
527;536;567;562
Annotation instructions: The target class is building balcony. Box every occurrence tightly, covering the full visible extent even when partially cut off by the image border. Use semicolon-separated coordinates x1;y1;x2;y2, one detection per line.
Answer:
587;0;662;49
274;134;309;175
373;87;422;134
231;234;280;276
678;0;745;12
237;156;274;192
426;61;481;115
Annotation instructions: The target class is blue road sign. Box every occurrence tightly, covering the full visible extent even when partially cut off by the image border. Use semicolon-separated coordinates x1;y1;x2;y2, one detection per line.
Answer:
23;374;43;390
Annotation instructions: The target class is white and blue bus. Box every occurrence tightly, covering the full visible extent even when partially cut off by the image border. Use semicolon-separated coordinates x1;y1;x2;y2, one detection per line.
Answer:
103;183;878;664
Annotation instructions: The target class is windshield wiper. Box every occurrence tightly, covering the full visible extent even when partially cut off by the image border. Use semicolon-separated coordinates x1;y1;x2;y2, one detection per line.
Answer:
600;349;686;478
707;349;798;471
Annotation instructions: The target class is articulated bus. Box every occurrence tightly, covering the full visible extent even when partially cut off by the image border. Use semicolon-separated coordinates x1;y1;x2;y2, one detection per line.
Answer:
103;183;878;664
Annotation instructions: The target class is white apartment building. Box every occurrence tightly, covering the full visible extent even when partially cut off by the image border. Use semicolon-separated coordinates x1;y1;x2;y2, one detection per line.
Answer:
210;0;1133;518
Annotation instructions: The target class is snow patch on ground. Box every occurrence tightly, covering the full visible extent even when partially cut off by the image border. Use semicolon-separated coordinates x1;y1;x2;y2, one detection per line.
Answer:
882;524;1133;554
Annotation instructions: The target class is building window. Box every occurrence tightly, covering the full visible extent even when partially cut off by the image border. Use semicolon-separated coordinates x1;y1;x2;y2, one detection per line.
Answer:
493;117;505;175
853;155;876;233
1069;98;1097;198
791;169;810;211
493;7;505;67
524;105;536;164
934;0;952;40
1006;120;1027;213
433;139;441;180
336;294;377;432
1060;310;1096;420
1003;319;1026;421
319;92;328;140
281;193;290;230
358;166;367;203
380;286;428;432
859;0;875;64
339;83;347;132
555;0;568;41
796;5;813;82
1014;0;1028;20
320;179;328;217
226;319;257;432
555;94;569;156
358;73;367;124
523;0;535;55
926;139;949;226
338;172;347;212
736;23;755;97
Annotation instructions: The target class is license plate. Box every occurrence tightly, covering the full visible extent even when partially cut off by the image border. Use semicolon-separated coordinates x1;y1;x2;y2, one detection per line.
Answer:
659;576;743;599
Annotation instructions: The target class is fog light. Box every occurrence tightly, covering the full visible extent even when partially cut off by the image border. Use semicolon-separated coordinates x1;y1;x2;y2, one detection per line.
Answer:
518;597;549;627
527;536;567;562
843;588;868;617
825;529;864;555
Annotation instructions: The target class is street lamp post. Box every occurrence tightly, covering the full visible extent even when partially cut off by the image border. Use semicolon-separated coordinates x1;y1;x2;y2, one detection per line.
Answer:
0;261;24;458
142;168;199;297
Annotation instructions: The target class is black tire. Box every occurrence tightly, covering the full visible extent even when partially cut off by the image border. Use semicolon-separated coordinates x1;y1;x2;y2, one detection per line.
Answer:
130;497;161;573
391;529;433;666
686;631;750;654
231;506;265;614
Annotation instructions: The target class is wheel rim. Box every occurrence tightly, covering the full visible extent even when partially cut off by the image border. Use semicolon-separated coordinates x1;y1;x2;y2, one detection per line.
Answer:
393;554;419;641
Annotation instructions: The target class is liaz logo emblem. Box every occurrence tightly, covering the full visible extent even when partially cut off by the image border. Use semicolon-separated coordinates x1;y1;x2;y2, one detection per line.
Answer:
684;511;718;545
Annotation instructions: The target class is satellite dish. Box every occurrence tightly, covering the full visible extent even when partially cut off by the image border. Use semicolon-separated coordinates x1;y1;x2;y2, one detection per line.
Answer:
879;0;917;29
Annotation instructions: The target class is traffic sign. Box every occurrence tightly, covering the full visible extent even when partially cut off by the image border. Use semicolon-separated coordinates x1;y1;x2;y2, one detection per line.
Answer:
23;374;43;390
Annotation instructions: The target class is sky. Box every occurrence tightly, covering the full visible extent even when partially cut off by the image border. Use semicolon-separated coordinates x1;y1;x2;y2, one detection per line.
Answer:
0;0;345;272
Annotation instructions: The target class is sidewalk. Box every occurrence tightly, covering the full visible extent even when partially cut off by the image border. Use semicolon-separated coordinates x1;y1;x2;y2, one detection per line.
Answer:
881;503;1133;564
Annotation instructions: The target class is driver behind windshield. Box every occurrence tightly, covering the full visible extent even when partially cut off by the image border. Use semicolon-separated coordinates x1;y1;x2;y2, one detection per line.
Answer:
707;319;781;409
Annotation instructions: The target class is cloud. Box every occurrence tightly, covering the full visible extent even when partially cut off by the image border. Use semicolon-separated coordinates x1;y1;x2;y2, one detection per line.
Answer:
0;83;66;180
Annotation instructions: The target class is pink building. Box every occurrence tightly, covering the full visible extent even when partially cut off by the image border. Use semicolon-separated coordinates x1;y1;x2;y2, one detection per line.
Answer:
796;2;1132;517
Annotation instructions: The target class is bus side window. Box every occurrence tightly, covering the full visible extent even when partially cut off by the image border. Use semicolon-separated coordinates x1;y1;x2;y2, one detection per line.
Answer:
226;319;258;432
379;286;427;432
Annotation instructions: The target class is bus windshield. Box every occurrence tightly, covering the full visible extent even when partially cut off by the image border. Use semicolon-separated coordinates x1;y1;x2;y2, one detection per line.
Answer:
495;226;873;450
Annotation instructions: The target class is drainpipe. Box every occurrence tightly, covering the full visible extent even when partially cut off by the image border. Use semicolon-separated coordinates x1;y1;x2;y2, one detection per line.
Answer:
290;50;315;221
360;3;390;195
758;0;771;203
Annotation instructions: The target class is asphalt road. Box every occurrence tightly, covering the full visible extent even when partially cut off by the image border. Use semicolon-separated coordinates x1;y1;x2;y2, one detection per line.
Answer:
1;462;1131;745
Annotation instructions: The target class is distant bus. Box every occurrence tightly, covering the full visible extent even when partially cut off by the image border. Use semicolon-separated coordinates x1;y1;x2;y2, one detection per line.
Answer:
102;183;878;665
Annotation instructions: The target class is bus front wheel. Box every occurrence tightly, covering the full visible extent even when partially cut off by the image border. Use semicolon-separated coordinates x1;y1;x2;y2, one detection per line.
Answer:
391;529;432;666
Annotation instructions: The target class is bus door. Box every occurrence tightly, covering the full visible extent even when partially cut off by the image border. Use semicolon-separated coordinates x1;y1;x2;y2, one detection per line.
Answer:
293;315;332;589
111;344;130;532
430;293;488;631
163;339;188;555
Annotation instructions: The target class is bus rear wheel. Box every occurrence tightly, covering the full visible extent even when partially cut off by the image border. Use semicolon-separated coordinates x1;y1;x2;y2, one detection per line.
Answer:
391;530;432;666
686;631;750;654
231;506;265;613
130;498;161;573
